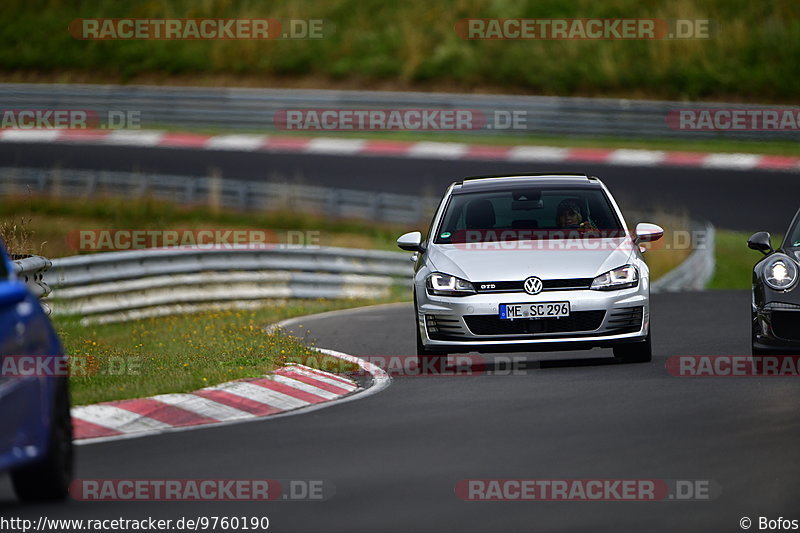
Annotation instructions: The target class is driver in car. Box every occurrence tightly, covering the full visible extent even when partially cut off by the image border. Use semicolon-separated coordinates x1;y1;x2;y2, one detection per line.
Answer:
556;199;598;230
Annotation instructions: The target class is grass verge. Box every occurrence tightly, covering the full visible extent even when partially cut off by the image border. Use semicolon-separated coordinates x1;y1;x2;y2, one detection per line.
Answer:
0;195;417;258
1;0;798;103
57;298;405;406
708;230;783;290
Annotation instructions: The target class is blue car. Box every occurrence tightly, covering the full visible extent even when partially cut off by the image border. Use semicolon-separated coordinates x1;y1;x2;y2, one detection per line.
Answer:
0;242;73;501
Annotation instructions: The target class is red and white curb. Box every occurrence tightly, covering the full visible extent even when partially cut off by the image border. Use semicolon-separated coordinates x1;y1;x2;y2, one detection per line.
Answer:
1;128;797;172
72;360;390;445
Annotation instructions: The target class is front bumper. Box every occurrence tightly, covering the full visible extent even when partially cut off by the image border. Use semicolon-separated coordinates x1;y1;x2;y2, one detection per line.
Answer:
417;286;649;353
752;302;800;353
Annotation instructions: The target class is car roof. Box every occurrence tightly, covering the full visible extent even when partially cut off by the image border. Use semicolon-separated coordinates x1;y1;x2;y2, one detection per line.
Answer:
451;173;602;194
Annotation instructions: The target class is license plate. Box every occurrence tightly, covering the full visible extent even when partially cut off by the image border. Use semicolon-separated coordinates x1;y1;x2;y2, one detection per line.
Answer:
499;302;570;319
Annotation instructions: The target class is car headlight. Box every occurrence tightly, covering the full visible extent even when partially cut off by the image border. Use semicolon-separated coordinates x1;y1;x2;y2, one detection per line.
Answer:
426;273;476;296
763;254;798;291
591;265;639;291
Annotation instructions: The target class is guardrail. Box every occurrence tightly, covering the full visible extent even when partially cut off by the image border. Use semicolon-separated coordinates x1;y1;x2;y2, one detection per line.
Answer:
0;167;439;224
0;83;793;141
44;246;413;324
651;221;716;292
40;221;715;325
12;255;52;298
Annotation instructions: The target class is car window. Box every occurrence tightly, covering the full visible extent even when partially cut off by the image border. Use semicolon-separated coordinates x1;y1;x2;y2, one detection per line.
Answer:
787;214;800;248
434;187;623;243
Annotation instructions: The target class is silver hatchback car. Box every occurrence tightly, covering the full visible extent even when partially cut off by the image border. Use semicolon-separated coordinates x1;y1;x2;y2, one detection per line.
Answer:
397;173;664;363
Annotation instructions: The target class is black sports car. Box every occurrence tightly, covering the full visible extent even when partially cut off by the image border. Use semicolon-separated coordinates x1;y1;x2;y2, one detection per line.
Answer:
749;208;800;355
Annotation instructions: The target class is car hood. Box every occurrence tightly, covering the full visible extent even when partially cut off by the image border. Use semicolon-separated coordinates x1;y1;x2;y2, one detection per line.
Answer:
426;238;636;281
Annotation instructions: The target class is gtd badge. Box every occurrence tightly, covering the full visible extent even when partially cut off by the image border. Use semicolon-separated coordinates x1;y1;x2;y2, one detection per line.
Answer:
523;276;543;295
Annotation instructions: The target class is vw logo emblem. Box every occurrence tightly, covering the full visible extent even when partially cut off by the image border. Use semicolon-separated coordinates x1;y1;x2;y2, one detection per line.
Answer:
523;276;543;295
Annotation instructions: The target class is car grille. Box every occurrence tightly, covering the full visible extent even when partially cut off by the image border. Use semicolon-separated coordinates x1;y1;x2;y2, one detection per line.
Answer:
771;310;800;341
474;278;593;293
606;306;644;334
463;311;606;336
426;315;469;340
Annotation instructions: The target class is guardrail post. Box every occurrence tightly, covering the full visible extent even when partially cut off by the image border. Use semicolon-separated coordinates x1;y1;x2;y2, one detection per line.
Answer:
184;176;196;203
209;169;222;214
326;189;340;218
238;182;248;210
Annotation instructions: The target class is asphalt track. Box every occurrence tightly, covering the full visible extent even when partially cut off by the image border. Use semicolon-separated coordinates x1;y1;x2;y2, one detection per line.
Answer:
1;142;799;232
3;290;800;532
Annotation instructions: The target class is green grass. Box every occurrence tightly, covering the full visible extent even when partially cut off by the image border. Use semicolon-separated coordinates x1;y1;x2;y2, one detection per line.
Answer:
0;195;418;258
1;0;799;103
708;230;784;290
56;299;399;406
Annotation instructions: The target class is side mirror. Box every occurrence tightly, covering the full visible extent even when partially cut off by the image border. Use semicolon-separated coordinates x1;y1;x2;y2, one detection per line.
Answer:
397;231;424;252
0;281;28;308
634;223;664;244
747;231;773;255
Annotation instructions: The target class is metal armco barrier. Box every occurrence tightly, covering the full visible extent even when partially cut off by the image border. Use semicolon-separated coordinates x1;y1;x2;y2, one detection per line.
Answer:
44;246;413;323
0;83;794;141
13;255;52;298
38;221;715;324
651;221;716;292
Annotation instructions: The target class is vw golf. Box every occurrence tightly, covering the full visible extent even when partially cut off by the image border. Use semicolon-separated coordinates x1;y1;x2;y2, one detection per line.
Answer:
397;173;664;363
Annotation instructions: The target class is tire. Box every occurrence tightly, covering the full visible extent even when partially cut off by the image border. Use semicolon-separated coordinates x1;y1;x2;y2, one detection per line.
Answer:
613;331;652;363
11;378;74;502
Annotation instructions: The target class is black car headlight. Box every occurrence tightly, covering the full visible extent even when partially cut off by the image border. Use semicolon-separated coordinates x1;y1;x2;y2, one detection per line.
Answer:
426;273;476;296
763;254;798;291
591;265;639;291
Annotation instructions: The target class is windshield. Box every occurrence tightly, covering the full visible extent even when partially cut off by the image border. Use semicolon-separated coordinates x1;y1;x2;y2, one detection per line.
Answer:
785;211;800;248
434;187;624;244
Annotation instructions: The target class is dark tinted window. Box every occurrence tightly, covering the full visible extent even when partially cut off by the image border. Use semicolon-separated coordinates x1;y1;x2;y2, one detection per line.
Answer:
435;187;623;243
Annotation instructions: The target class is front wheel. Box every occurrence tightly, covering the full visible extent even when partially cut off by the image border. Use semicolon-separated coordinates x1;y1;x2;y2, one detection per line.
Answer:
11;378;74;502
613;332;652;363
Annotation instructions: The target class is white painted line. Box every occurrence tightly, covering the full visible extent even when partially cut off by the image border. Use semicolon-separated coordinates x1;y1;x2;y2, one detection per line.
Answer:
214;381;310;410
0;129;62;142
608;149;666;166
270;374;341;400
305;138;366;154
407;142;468;159
507;146;568;162
283;365;358;390
104;130;165;146
151;393;255;421
205;134;267;151
702;153;761;170
72;405;171;434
